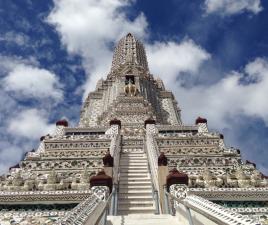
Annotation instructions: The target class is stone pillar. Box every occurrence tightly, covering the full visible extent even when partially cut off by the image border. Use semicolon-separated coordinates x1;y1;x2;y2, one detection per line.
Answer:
36;136;46;153
109;119;121;134
157;152;169;213
103;151;114;178
55;119;68;137
195;116;208;133
219;133;225;149
90;170;113;193
166;168;189;192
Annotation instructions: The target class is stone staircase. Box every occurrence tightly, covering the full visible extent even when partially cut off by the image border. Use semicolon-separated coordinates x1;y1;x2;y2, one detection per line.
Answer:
107;214;180;225
117;139;155;215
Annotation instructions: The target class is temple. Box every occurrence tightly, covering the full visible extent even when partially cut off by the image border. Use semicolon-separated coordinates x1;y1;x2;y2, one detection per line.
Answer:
0;33;267;225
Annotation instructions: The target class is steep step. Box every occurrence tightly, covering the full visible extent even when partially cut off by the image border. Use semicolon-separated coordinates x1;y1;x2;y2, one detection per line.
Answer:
121;156;146;159
119;200;154;205
120;163;148;166
120;177;151;181
118;143;155;215
120;165;148;168
107;214;180;225
120;159;148;162
120;171;148;175
118;195;155;200
120;173;149;178
120;181;152;186
117;206;155;214
119;185;151;189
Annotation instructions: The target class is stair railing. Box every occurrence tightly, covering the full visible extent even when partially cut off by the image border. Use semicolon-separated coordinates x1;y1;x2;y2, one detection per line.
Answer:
144;125;161;214
109;133;121;215
57;186;112;225
165;184;259;225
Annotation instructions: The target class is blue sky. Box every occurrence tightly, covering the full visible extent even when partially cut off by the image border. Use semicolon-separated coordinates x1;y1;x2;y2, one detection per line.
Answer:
0;0;268;174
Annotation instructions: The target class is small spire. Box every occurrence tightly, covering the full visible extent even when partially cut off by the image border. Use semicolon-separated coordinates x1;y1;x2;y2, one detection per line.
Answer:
110;33;149;74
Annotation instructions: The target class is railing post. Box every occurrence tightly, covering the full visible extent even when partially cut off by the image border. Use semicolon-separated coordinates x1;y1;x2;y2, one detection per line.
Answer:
145;122;162;213
185;206;194;225
107;122;121;216
158;153;169;213
154;190;160;214
114;184;118;215
109;185;116;215
164;186;170;214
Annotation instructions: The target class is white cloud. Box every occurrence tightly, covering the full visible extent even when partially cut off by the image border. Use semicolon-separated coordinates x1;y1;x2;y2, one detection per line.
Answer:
0;32;29;46
204;0;263;15
0;144;23;174
3;63;63;101
7;108;55;139
47;0;211;99
172;58;268;128
47;0;148;96
147;39;210;85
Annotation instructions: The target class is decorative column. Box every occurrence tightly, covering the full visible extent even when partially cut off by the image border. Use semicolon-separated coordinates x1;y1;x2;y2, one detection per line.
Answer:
219;133;225;149
55;119;68;137
145;119;162;213
90;170;113;193
103;151;114;178
195;116;208;133
36;136;46;153
157;152;169;213
106;119;121;186
166;168;189;192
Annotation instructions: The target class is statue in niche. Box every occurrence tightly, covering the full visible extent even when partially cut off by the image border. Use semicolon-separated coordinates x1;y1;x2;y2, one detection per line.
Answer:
124;77;138;96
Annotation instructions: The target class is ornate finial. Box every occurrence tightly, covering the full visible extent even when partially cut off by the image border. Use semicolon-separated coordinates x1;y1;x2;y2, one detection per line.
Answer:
56;119;68;127
166;168;189;191
195;117;207;124
158;152;168;166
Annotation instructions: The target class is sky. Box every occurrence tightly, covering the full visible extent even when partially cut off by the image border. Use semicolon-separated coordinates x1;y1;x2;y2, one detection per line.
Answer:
0;0;268;174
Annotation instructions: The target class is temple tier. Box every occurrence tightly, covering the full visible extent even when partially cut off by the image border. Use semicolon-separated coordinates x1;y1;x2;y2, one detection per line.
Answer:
0;33;267;225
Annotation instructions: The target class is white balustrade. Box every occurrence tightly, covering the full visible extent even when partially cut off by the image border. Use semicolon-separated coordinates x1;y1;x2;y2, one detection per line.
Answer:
169;184;258;225
145;124;160;194
56;186;110;225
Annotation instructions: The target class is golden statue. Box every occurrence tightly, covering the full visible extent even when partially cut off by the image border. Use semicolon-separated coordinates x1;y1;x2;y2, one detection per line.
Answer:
124;79;137;96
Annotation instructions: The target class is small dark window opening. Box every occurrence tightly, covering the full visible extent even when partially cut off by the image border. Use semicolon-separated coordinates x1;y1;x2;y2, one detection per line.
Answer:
125;75;135;85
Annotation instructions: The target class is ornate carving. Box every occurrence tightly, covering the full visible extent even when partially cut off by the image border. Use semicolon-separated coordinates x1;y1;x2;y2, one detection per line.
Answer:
170;184;188;200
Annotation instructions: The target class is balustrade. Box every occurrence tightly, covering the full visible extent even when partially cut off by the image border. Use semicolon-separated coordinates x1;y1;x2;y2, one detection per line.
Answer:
166;184;258;225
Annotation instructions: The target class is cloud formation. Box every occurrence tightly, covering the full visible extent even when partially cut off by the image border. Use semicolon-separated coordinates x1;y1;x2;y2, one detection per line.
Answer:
7;108;55;139
47;0;148;96
147;39;210;85
3;64;63;101
0;55;61;174
47;0;211;98
0;55;63;101
173;58;268;129
204;0;263;15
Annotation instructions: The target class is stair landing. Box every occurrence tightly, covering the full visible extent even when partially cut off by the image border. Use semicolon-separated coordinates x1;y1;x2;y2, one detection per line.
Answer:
107;214;180;225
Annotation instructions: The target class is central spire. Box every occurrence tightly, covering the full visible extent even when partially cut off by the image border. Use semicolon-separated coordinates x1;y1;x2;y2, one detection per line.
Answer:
110;33;149;74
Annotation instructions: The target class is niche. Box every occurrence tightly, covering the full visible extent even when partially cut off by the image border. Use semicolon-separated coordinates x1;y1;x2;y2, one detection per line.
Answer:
125;75;135;85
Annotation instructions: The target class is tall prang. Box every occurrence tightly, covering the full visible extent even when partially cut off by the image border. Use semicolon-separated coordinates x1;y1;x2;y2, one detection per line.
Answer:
0;33;267;225
79;33;181;128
